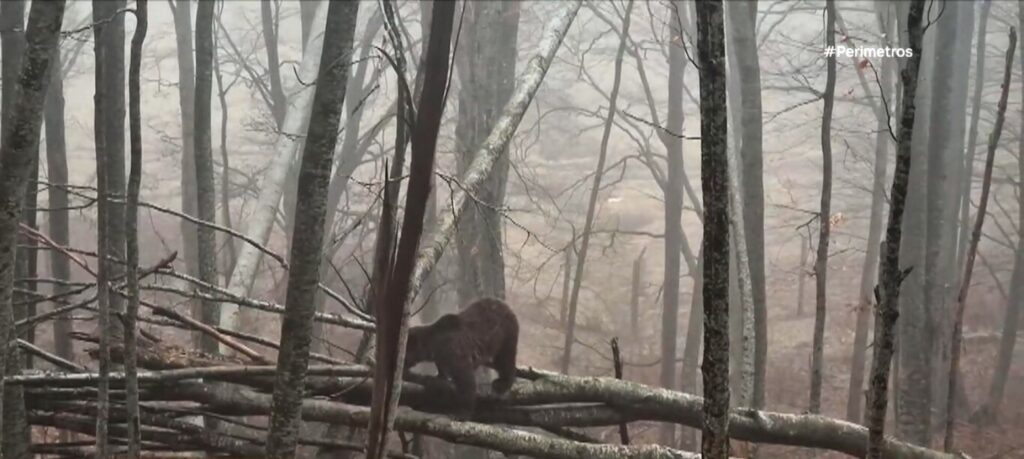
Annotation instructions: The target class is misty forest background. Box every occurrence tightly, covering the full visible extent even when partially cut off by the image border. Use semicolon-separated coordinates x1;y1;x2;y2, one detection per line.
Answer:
0;0;1022;458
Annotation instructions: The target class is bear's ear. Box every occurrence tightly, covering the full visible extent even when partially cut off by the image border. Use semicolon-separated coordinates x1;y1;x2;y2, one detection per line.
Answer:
431;314;462;332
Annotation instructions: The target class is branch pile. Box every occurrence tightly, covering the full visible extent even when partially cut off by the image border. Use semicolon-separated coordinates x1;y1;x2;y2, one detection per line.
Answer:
12;335;954;459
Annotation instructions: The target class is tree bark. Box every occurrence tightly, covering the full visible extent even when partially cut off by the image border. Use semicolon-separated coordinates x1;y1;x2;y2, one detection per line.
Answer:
0;3;65;457
193;0;220;356
725;0;767;411
656;1;686;446
695;1;730;456
865;0;925;456
125;1;148;455
44;41;74;364
809;0;836;415
265;3;359;457
168;0;202;348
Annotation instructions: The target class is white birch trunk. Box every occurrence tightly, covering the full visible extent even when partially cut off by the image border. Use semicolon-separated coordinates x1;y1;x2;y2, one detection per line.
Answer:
217;1;327;348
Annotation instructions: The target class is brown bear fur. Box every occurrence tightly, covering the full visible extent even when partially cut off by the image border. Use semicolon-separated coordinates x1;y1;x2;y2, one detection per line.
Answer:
404;297;519;413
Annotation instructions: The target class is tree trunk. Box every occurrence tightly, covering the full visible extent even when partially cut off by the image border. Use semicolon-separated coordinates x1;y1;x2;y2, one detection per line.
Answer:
168;0;203;348
265;3;359;457
0;3;65;457
896;0;934;441
193;0;220;356
124;1;148;455
453;1;522;306
657;0;683;446
695;1;730;456
809;0;836;415
725;0;767;411
925;1;973;427
865;1;925;456
958;0;992;274
44;43;74;364
2;0;35;376
943;26;1015;451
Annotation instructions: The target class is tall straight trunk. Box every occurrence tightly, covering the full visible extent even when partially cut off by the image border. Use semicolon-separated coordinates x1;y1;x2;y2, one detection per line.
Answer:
168;0;202;346
976;2;1024;420
865;1;925;457
560;246;572;326
896;0;934;441
44;45;73;362
958;0;992;272
94;0;127;326
657;0;683;445
563;1;629;375
846;8;895;423
2;0;35;374
453;1;522;307
124;1;148;455
695;1;729;457
265;3;359;457
928;1;974;425
6;0;39;370
725;0;767;410
193;0;219;355
809;0;836;415
0;4;64;458
943;26;1014;451
727;141;755;411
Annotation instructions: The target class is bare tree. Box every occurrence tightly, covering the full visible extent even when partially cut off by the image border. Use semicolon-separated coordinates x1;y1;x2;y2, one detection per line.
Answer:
193;0;220;355
974;1;1024;423
943;27;1015;450
695;0;730;456
809;0;836;415
124;1;148;456
265;3;360;456
865;0;925;456
0;3;66;457
44;35;74;364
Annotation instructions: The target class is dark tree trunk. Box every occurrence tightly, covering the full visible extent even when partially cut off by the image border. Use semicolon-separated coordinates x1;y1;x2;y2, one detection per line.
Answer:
0;3;65;458
168;0;201;345
91;0;126;454
809;0;836;415
2;0;34;377
193;0;220;355
44;43;73;363
265;3;359;456
695;1;730;457
865;1;925;457
125;1;148;456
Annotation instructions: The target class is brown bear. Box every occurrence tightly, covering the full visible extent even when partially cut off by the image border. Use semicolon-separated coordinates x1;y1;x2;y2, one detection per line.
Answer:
404;297;519;415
